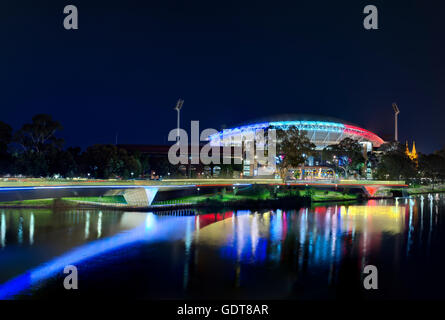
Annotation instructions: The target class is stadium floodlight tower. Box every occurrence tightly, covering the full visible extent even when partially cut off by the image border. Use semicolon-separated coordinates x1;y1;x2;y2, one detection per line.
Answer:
174;99;184;141
392;102;400;141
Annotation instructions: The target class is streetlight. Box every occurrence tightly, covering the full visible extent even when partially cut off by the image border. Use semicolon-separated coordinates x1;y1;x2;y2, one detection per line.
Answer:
174;99;184;142
392;103;400;141
338;166;347;179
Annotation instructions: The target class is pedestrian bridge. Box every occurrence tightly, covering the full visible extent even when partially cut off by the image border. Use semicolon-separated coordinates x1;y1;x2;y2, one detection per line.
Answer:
0;180;408;207
0;185;176;207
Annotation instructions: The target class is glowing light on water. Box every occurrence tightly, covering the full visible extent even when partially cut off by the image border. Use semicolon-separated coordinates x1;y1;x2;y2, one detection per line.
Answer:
29;214;34;245
183;217;194;289
250;213;259;259
0;213;194;299
1;213;5;248
145;212;156;231
97;212;102;238
85;212;90;239
18;216;23;245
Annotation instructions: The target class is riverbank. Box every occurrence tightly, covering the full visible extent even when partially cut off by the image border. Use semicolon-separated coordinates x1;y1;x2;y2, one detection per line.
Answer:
0;196;126;209
0;177;407;187
0;177;280;187
407;184;445;195
155;189;360;205
0;189;360;211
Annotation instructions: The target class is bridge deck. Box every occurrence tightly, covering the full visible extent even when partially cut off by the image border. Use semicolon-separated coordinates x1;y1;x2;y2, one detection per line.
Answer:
0;180;408;206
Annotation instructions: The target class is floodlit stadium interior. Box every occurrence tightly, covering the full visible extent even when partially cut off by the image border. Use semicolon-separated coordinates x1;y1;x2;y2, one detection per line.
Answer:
208;115;385;179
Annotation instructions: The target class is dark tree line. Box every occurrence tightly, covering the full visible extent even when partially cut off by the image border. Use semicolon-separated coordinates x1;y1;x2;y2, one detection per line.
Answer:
0;114;175;179
1;114;444;182
374;141;445;183
322;137;366;178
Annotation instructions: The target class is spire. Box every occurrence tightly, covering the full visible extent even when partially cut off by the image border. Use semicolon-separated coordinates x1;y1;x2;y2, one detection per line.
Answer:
412;141;417;157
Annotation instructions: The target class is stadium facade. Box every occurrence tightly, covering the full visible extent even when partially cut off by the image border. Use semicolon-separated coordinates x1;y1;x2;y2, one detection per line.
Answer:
208;115;385;178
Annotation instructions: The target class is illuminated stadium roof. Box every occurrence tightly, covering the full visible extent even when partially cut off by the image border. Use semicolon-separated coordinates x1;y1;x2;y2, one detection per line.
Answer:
209;114;384;149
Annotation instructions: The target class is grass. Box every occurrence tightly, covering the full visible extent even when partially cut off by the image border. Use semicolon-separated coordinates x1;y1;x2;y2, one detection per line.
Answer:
407;184;445;194
311;191;358;201
62;196;127;204
0;185;360;208
155;193;270;205
154;189;359;205
0;196;127;207
0;199;56;207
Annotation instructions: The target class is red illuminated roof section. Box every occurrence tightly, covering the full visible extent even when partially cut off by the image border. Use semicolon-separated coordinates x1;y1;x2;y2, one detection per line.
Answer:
343;124;384;147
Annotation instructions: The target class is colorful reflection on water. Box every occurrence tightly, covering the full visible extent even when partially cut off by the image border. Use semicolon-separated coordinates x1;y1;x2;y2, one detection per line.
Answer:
0;195;444;299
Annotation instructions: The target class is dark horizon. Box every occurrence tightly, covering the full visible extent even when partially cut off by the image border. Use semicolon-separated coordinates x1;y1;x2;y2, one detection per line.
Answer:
1;0;444;153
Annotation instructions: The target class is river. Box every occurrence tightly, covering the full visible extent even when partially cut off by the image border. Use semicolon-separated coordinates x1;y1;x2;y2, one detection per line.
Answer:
1;194;444;299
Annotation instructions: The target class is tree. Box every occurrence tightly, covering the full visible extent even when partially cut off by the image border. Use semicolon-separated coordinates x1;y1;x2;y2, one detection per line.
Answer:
0;121;13;174
81;145;142;179
12;114;64;177
374;143;417;181
149;156;175;177
323;138;365;178
276;127;315;180
418;153;445;187
118;148;141;179
46;148;78;177
0;121;12;153
14;114;63;154
82;144;120;178
134;152;150;177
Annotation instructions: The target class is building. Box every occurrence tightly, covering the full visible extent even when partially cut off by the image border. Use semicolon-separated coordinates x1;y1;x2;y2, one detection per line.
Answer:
119;115;385;179
208;114;385;178
118;144;243;178
405;141;418;165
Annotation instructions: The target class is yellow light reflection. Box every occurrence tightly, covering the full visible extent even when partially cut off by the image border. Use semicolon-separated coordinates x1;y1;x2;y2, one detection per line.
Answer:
339;205;405;234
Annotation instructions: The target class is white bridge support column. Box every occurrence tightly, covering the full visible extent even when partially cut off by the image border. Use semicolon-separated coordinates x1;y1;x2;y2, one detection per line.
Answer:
122;187;158;207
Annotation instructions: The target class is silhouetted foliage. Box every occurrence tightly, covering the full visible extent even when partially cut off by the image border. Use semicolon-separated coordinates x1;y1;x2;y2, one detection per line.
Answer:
0;115;443;183
82;144;142;179
276;127;315;179
323;138;365;177
374;143;417;181
418;153;445;184
14;114;63;154
0;121;13;173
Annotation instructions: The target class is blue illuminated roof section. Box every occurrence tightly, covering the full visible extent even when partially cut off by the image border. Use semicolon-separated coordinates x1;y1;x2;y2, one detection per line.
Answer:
209;118;384;147
269;120;345;133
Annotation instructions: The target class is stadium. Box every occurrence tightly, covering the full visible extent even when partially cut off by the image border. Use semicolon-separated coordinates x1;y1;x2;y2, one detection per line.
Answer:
209;114;384;150
208;114;385;178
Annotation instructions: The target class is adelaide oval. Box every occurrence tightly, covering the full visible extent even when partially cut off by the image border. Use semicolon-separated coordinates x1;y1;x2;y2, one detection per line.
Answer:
208;114;385;178
209;114;384;150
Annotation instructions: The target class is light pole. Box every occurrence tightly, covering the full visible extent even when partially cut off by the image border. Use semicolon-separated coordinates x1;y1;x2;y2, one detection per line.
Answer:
174;99;184;141
338;166;347;179
392;103;400;142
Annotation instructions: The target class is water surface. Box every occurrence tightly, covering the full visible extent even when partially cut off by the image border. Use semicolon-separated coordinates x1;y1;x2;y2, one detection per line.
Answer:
1;195;444;299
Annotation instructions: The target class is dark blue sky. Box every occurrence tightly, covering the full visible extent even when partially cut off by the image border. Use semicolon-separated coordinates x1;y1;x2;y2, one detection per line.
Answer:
1;0;444;153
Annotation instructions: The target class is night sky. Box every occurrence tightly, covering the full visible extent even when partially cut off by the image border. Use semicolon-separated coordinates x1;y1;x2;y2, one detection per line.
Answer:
1;0;444;153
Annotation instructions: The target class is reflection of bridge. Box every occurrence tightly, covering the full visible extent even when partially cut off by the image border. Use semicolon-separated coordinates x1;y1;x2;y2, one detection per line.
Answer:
0;185;189;207
0;180;408;207
2;197;431;299
281;181;408;198
0;210;241;299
